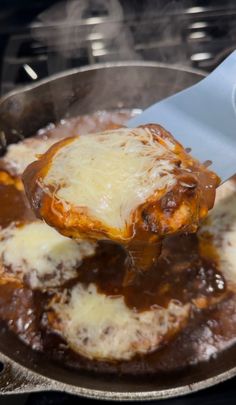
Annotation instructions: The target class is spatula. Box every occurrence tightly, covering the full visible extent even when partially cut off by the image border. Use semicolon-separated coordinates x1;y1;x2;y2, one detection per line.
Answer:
127;51;236;183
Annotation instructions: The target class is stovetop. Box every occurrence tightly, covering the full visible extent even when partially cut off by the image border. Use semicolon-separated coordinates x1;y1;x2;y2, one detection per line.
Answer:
1;0;236;403
1;0;236;94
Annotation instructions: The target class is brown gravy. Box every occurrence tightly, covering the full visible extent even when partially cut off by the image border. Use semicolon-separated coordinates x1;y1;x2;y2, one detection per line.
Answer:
0;183;34;228
0;110;235;375
76;235;225;311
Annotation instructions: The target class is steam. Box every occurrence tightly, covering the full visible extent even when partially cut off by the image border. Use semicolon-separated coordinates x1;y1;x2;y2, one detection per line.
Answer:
28;0;192;118
1;0;192;95
29;0;142;119
32;0;188;72
32;0;138;76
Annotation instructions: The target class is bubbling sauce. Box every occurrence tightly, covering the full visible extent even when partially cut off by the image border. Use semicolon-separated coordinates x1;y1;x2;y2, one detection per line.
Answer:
0;110;235;374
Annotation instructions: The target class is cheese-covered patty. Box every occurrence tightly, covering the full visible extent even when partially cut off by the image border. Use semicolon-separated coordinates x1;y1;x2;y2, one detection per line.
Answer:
1;110;135;177
48;283;190;361
0;221;96;289
43;128;177;231
2;136;63;176
23;124;219;244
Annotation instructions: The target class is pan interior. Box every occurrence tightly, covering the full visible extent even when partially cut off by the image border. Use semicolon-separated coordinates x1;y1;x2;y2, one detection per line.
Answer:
1;64;235;398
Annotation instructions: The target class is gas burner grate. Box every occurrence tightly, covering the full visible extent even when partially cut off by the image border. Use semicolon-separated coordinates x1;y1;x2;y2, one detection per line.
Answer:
1;0;236;94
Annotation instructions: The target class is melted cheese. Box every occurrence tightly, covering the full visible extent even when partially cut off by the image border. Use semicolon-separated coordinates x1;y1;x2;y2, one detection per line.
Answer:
0;221;96;289
50;283;189;361
4;136;61;175
44;128;177;231
199;179;236;287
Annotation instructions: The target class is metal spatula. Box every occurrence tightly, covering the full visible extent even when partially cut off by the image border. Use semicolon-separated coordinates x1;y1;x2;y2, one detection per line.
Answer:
128;51;236;183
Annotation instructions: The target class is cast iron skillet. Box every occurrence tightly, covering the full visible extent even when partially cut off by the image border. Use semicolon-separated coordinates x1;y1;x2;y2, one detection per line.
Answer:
0;62;235;401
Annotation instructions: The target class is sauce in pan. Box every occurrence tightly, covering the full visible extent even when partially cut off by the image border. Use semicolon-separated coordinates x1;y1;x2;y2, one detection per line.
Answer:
0;183;34;228
0;110;235;374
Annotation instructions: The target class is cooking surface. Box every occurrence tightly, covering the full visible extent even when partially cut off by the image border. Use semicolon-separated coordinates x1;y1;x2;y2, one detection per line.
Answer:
0;97;236;399
0;110;236;377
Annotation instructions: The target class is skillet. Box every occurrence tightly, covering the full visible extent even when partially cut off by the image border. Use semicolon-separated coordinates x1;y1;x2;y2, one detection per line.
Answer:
0;62;235;401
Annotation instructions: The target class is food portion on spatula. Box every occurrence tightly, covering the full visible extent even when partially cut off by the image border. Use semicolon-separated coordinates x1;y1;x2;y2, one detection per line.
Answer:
23;124;219;271
23;51;236;272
